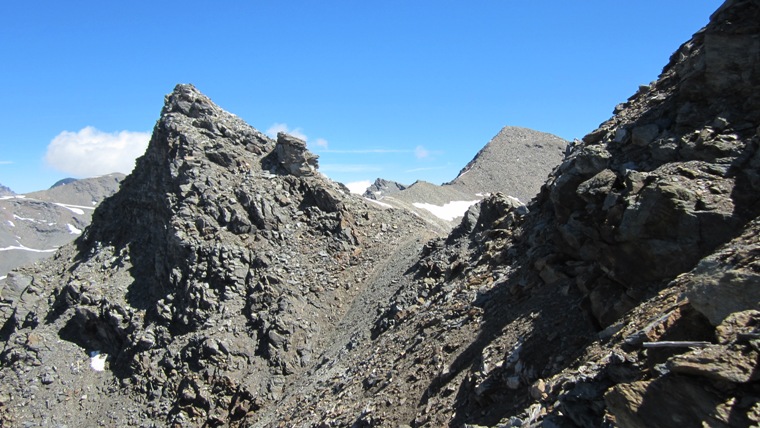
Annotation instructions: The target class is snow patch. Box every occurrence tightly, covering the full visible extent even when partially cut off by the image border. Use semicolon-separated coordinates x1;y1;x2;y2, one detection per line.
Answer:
67;223;82;234
53;202;92;215
0;245;58;253
7;220;14;227
0;276;5;281
13;214;38;222
90;351;107;371
413;200;480;221
364;198;393;209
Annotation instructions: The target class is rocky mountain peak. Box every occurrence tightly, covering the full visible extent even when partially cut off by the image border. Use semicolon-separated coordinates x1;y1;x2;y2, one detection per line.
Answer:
448;126;568;203
362;178;407;200
0;82;431;426
0;183;13;196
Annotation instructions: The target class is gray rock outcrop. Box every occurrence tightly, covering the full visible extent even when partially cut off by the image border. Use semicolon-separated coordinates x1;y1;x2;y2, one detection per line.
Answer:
274;132;319;176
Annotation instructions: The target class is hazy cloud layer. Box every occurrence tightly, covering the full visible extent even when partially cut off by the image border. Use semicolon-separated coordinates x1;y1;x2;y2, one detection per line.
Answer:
415;145;430;159
345;180;372;194
45;127;150;177
265;123;307;141
265;123;328;149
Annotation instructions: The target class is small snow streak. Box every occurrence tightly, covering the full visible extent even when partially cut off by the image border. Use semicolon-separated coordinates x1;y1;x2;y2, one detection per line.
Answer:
365;198;393;209
413;200;479;221
0;245;58;253
53;202;94;215
90;352;107;371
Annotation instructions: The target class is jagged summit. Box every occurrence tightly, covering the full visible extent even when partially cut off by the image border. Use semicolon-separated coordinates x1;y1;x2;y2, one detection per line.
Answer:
0;183;13;196
362;178;407;200
0;82;430;426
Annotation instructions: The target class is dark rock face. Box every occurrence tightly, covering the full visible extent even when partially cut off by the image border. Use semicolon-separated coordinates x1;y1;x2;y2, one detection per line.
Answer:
534;0;760;329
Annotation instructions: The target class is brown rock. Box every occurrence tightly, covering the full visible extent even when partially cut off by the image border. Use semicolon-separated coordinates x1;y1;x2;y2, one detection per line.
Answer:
605;376;741;428
667;344;759;384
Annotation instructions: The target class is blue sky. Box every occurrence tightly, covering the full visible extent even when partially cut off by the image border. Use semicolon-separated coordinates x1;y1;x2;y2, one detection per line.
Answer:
1;1;723;194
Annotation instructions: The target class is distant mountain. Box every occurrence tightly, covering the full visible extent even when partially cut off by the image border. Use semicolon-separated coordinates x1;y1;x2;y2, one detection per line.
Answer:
362;178;407;200
0;174;124;277
447;126;568;203
365;126;567;229
27;173;125;206
0;183;14;197
50;177;78;188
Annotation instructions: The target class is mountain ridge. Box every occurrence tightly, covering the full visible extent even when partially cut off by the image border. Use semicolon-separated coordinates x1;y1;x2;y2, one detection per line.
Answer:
0;174;124;277
1;1;759;426
362;126;567;230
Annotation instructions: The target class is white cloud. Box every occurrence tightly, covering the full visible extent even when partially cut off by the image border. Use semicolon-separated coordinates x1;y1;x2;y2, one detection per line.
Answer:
415;145;430;159
345;180;372;194
44;126;150;177
265;123;307;141
313;138;329;149
0;161;12;165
